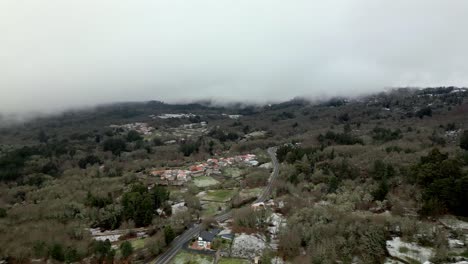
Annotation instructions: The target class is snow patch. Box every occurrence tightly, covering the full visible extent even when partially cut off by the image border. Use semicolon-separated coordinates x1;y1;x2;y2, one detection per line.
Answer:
231;233;267;259
386;237;433;263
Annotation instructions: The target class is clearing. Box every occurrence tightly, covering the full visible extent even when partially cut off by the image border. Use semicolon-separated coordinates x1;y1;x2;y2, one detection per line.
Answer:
219;258;250;264
199;189;237;202
193;176;220;187
170;250;213;264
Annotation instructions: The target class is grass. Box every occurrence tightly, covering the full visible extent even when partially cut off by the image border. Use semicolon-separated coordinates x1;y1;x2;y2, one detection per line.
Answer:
218;258;250;264
193;176;220;187
201;201;225;217
201;189;236;202
130;238;146;249
239;187;263;199
170;250;214;264
223;167;242;178
399;246;409;253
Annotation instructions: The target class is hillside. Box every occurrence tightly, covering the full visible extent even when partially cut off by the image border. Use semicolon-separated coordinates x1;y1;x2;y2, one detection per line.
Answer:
0;87;468;263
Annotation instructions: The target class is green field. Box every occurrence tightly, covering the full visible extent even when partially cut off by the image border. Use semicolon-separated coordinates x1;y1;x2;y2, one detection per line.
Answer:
222;167;242;178
170;250;213;264
201;201;226;217
193;176;220;187
219;258;250;264
239;187;263;199
200;189;236;202
130;238;146;249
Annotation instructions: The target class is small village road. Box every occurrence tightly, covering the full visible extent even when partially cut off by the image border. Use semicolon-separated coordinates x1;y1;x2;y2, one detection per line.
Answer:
152;147;279;264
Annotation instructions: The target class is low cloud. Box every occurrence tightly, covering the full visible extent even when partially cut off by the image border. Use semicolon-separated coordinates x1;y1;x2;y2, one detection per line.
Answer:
1;1;467;115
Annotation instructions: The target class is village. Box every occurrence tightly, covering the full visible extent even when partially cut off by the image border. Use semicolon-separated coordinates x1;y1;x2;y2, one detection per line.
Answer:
150;154;259;186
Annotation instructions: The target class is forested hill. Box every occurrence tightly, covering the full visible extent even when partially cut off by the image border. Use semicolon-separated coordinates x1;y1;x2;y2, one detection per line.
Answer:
0;87;467;263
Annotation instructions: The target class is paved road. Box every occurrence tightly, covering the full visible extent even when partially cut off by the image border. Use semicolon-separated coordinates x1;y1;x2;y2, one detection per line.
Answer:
153;147;279;264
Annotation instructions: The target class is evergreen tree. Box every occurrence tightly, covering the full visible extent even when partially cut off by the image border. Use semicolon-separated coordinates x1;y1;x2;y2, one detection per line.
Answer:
460;130;468;150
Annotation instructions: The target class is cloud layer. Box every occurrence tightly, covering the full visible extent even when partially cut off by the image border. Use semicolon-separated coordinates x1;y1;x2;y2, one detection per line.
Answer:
1;0;468;114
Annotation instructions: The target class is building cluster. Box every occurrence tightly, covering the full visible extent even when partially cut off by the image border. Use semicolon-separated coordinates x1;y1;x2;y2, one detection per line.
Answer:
109;122;154;135
180;121;207;129
150;154;258;185
151;113;196;119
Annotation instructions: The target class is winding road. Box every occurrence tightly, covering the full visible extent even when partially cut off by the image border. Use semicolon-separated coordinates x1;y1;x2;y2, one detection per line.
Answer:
152;147;279;264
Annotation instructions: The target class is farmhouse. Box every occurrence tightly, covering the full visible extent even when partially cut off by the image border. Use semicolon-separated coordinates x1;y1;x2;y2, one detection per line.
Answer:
193;229;221;250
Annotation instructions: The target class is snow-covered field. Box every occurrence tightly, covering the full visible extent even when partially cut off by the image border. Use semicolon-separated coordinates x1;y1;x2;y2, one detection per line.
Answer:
386;237;433;263
439;216;468;231
231;233;267;259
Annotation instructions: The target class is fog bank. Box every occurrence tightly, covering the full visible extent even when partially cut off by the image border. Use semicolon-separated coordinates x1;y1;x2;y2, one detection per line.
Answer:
1;1;468;115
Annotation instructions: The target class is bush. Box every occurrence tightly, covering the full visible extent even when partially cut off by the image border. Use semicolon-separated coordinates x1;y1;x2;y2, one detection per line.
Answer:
78;155;102;169
411;149;468;216
64;247;81;263
0;208;6;218
318;130;363;145
49;243;65;262
126;130;142;142
119;241;133;259
416;107;432;118
153;137;164;146
179;140;200;156
103;138;127;155
91;240;115;263
460;130;468;150
164;225;175;244
372;127;402;142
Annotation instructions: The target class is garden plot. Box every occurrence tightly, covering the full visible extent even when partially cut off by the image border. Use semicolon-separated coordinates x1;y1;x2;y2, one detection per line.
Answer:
170;250;213;264
198;189;237;202
239;188;263;200
219;258;250;264
193;176;220;187
222;167;242;178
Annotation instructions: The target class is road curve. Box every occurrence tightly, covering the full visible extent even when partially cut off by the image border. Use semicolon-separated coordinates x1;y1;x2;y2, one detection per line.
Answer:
152;147;279;264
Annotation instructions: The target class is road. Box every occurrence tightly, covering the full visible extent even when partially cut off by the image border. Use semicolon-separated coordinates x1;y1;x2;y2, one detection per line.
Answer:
152;147;279;264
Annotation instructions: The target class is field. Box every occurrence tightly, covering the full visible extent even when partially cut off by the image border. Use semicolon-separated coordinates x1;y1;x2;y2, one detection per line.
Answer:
218;258;250;264
170;250;213;264
193;176;220;187
222;167;242;178
130;238;147;250
201;201;226;217
238;187;263;199
199;189;237;202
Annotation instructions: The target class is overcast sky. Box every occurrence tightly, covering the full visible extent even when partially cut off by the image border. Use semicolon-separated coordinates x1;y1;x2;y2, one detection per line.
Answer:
1;1;468;114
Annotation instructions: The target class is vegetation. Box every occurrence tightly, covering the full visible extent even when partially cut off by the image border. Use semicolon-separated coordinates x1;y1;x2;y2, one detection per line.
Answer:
410;149;468;216
122;184;170;227
119;241;134;259
460;130;468;150
0;87;467;262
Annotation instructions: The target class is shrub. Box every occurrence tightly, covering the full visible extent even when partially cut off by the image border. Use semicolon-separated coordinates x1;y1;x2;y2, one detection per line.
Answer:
372;127;402;142
103;138;127;155
164;225;175;244
126;130;142;142
318;131;363;145
416;107;432;118
411;149;468;216
179;140;200;156
119;241;133;259
0;208;6;218
49;243;65;262
78;155;102;169
460;130;468;150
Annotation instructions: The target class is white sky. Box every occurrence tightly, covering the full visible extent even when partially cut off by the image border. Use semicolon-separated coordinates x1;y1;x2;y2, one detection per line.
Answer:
1;0;467;114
